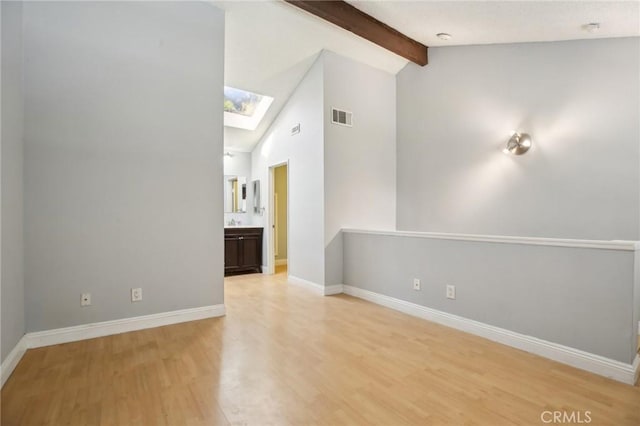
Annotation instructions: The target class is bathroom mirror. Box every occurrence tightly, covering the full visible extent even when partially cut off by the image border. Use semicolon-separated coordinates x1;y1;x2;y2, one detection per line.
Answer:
224;175;247;213
253;180;261;214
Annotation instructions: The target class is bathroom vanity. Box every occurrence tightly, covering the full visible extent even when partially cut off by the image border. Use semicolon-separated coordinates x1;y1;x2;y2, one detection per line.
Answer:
224;227;263;276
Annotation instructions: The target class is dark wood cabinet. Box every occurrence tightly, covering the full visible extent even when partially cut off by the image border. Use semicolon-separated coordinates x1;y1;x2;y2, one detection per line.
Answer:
224;227;263;276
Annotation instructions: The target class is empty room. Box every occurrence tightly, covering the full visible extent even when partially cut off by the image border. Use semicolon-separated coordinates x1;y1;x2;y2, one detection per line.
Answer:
1;1;639;425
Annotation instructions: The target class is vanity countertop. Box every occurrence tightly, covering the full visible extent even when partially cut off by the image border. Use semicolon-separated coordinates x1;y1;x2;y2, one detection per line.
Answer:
224;225;263;229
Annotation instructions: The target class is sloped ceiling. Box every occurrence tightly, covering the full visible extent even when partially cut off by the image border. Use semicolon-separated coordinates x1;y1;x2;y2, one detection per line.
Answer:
217;1;639;152
216;1;406;152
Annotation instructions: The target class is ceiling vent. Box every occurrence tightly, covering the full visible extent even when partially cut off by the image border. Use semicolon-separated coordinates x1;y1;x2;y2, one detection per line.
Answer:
331;108;353;127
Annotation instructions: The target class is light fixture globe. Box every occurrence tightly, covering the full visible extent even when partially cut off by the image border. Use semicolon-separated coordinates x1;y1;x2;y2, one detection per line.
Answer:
505;132;532;155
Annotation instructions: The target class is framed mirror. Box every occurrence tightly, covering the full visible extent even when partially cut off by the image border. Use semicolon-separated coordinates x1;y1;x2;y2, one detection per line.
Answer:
224;175;247;213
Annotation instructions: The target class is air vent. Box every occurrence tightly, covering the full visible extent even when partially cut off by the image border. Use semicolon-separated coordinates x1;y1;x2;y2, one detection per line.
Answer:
331;108;353;127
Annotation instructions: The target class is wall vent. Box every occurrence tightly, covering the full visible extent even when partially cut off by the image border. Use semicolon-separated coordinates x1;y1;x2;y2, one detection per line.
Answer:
331;108;353;127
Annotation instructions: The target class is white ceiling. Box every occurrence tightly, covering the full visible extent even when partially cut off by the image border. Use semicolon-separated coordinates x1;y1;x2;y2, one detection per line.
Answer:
350;1;640;47
216;1;640;152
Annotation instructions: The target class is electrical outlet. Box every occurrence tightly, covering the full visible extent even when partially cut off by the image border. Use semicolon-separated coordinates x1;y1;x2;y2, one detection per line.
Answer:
81;293;91;306
131;288;142;302
413;278;421;291
446;285;456;300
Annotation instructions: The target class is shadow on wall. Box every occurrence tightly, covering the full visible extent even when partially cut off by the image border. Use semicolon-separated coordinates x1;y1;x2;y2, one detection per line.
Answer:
325;232;343;286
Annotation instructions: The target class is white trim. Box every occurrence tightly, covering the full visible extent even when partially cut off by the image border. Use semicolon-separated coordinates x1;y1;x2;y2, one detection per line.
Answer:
288;276;342;296
275;259;288;266
27;305;225;349
1;336;28;388
324;284;344;296
343;285;639;385
342;228;640;251
288;275;324;294
274;192;279;257
261;265;269;274
2;305;224;388
268;160;289;276
1;305;226;388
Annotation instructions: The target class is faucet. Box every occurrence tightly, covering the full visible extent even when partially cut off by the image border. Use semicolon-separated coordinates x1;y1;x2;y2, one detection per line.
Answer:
228;218;236;226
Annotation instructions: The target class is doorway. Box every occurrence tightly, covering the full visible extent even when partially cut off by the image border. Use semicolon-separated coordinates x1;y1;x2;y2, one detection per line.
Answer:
269;163;288;276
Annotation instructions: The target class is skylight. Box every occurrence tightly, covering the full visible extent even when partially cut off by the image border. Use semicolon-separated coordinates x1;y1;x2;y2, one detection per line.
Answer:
224;86;274;131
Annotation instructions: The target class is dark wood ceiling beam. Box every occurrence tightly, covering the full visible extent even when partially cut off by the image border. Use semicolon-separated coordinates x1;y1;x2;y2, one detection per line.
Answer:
284;0;428;66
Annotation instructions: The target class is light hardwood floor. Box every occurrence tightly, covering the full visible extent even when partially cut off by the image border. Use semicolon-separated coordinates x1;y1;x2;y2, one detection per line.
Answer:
2;268;639;425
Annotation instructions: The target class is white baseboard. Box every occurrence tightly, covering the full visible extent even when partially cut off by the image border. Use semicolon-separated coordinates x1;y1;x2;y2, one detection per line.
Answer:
343;285;639;385
1;304;225;389
324;284;344;296
275;259;288;266
1;335;28;388
27;304;225;348
261;265;269;274
288;275;324;294
288;275;342;296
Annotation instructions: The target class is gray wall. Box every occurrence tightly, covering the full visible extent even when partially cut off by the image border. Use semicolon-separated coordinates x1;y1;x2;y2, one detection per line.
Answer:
251;51;397;284
344;231;637;364
1;1;25;361
397;38;640;240
23;2;225;332
323;51;396;286
251;56;325;283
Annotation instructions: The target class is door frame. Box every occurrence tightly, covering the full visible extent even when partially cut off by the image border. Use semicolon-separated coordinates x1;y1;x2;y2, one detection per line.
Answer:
268;161;289;275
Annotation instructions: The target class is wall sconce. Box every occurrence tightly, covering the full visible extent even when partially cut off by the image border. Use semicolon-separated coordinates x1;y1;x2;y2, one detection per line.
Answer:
503;132;532;155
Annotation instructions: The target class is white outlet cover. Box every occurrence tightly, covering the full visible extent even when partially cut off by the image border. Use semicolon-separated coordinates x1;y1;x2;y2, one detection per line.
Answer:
131;288;143;302
413;278;421;290
81;293;91;306
446;285;456;299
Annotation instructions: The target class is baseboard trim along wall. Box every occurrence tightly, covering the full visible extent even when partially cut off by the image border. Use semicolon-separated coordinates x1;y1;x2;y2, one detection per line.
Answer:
1;304;226;389
288;275;343;296
324;284;344;296
0;336;28;388
3;292;638;388
342;285;640;385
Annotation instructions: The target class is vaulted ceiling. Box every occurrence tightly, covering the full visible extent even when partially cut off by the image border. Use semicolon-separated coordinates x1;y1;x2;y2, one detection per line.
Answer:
216;1;639;152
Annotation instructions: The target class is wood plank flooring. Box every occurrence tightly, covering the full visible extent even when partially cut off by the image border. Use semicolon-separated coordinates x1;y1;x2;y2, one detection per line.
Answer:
2;268;639;425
